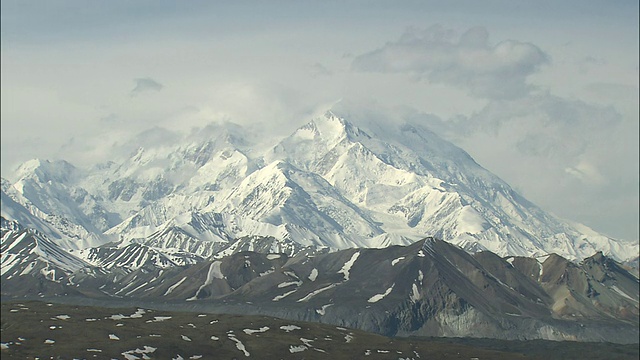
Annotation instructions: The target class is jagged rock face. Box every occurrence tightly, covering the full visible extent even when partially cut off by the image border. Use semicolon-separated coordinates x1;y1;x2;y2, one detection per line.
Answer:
2;112;637;261
2;224;638;343
539;252;639;323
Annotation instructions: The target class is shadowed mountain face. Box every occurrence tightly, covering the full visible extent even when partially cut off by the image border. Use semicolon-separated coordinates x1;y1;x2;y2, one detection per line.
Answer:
2;218;638;344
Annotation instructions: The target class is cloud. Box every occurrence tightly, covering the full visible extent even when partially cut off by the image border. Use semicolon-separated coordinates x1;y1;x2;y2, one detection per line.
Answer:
352;25;549;99
131;77;163;96
565;160;605;186
453;94;621;158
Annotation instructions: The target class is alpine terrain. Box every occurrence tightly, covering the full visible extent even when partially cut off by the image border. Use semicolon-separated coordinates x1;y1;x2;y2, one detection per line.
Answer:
1;111;638;343
1;111;636;261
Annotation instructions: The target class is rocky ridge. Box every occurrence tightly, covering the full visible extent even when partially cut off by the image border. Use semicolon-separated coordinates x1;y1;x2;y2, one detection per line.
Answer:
2;217;638;343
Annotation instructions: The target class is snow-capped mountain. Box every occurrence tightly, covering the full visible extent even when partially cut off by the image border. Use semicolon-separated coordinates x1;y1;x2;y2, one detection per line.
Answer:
1;111;637;261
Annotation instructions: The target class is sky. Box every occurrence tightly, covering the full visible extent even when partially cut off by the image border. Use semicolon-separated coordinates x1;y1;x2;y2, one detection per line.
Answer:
1;0;638;242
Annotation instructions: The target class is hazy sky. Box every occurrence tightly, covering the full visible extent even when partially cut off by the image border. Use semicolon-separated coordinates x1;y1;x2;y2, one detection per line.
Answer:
1;1;638;242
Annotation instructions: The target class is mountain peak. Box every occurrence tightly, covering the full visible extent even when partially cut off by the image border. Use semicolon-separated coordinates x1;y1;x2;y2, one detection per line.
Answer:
15;158;50;178
14;158;78;184
193;121;253;148
311;111;369;141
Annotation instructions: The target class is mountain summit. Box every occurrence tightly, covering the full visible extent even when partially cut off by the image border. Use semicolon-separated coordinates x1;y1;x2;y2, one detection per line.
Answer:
1;111;636;261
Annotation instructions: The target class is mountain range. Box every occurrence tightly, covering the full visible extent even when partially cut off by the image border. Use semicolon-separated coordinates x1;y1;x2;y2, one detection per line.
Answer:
1;111;638;343
2;217;638;343
1;111;636;263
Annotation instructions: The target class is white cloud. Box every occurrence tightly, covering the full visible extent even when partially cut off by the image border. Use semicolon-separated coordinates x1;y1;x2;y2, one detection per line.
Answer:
565;160;605;186
352;25;549;99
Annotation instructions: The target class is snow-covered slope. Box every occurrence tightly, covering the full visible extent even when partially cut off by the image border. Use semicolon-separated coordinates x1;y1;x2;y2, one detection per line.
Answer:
264;112;637;260
1;111;637;261
1;217;91;280
213;160;389;249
